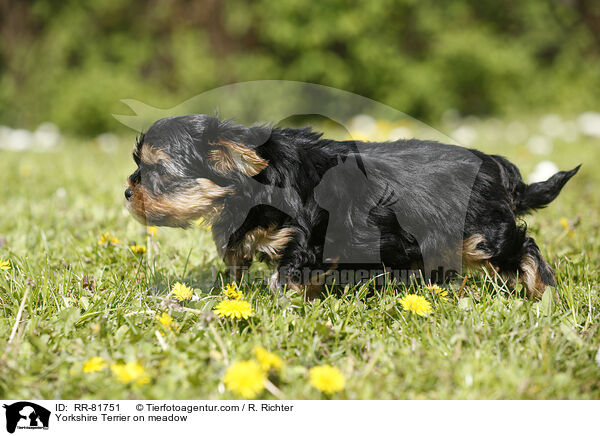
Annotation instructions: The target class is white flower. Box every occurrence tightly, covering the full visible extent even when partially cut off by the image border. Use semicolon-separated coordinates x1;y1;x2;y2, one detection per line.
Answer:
539;114;565;138
528;161;559;183
96;133;119;154
559;121;578;143
349;114;377;138
451;125;477;147
33;122;61;149
577;112;600;138
8;129;33;151
505;121;528;144
388;126;413;141
526;135;553;155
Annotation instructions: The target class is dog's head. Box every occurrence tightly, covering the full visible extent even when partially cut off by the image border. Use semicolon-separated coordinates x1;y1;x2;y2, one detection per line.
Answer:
125;115;269;227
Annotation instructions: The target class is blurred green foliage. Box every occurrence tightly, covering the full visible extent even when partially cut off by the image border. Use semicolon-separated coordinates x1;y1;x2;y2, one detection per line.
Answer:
1;0;599;135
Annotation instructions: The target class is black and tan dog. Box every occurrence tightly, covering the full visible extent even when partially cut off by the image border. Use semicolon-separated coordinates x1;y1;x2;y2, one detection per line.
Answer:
125;114;579;298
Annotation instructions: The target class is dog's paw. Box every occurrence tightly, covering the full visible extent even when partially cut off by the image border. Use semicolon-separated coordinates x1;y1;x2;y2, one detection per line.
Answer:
268;271;281;295
268;270;305;296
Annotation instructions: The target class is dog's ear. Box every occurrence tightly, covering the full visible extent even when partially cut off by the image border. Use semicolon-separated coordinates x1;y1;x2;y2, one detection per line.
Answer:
198;116;268;177
208;139;268;177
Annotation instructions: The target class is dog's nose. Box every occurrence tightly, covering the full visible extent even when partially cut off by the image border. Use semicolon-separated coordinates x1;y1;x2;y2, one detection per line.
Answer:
124;188;133;200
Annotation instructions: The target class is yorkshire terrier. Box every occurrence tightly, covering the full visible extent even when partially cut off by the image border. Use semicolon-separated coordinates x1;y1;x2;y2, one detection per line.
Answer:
125;115;579;298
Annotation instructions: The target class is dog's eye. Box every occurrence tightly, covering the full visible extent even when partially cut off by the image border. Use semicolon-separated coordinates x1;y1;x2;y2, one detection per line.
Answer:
137;163;165;178
129;168;141;185
156;164;170;176
136;164;177;194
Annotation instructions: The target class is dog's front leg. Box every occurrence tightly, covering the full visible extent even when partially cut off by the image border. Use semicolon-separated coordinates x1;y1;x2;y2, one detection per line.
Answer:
223;248;252;281
269;230;326;299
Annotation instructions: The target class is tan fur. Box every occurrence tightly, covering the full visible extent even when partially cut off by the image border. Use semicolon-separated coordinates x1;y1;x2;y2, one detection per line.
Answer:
460;233;547;298
126;178;232;227
242;227;296;260
462;234;491;269
268;272;323;300
519;254;547;298
223;249;252;281
139;145;171;165
222;227;296;280
268;263;338;301
208;140;268;176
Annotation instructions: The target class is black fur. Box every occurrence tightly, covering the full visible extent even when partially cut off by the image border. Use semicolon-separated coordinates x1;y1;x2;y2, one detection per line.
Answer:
125;115;579;297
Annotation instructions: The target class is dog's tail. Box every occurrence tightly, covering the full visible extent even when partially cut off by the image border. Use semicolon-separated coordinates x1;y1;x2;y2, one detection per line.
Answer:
513;164;581;215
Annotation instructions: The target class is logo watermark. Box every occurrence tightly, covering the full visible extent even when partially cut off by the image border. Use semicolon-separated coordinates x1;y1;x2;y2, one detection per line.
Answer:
3;402;50;434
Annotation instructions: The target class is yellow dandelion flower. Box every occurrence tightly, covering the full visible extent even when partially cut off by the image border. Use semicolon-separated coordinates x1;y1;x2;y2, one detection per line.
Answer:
97;232;120;245
309;365;345;394
559;217;575;238
111;361;150;385
129;244;146;255
172;282;194;301
0;258;10;271
399;294;433;316
425;284;449;300
223;283;243;299
82;357;106;373
213;299;254;319
147;226;158;238
223;360;266;399
254;346;283;371
156;312;174;328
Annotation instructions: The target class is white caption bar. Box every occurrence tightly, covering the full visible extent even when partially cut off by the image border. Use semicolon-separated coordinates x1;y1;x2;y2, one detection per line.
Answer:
1;400;596;435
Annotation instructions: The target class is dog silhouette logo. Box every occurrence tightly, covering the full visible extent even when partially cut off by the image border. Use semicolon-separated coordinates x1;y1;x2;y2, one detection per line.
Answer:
2;402;50;433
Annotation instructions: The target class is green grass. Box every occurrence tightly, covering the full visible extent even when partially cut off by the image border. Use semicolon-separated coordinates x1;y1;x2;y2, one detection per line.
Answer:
1;119;599;399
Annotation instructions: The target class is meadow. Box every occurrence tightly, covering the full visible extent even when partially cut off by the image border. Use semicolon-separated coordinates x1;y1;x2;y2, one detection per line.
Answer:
1;115;599;399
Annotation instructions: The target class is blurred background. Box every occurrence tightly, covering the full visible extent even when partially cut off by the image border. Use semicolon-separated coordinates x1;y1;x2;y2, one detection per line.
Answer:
1;0;599;138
